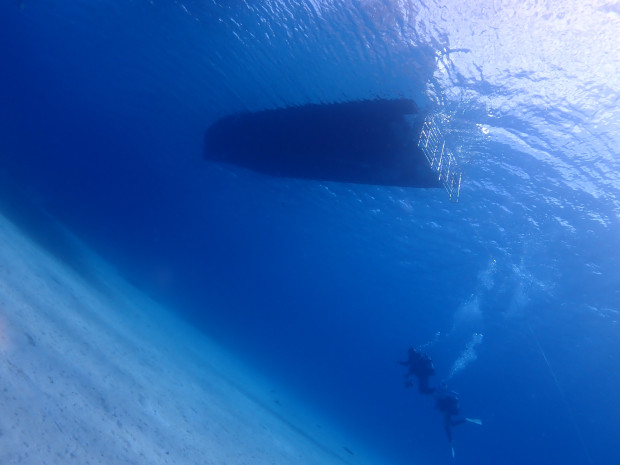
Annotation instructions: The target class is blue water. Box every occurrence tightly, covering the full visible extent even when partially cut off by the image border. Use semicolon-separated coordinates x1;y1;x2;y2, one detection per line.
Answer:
1;1;619;464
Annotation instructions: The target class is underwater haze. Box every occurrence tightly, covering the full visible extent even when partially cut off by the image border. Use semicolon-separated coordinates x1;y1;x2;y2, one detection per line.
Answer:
1;1;619;464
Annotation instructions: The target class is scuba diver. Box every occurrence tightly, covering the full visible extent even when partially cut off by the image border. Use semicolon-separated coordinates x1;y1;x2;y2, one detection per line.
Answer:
434;383;482;458
398;347;436;394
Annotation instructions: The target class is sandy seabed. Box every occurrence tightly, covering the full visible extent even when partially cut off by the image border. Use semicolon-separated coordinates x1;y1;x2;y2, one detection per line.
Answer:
0;213;385;465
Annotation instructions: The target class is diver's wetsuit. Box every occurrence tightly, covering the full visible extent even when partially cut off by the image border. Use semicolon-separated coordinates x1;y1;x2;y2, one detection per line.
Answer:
435;387;465;450
398;348;436;394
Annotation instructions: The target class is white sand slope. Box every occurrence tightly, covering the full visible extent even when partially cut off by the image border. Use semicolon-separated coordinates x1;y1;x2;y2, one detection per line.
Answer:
0;213;385;465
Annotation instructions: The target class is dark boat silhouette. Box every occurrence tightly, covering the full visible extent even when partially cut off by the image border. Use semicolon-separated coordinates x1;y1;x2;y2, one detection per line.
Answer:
204;99;441;188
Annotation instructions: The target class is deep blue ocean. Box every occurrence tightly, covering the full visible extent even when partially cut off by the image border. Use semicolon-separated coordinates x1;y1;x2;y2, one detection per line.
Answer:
1;1;619;464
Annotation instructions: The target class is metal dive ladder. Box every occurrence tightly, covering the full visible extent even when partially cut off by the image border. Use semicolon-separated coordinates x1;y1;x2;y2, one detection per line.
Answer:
418;114;462;202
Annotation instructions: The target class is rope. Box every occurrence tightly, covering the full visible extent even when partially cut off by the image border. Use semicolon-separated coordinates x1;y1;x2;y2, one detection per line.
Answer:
527;322;594;465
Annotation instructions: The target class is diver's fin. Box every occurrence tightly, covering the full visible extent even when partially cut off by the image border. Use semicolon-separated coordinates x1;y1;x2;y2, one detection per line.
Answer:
465;417;482;425
451;445;455;458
